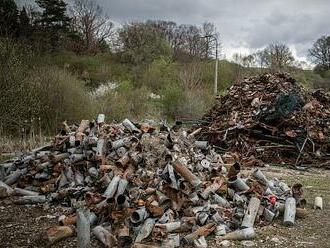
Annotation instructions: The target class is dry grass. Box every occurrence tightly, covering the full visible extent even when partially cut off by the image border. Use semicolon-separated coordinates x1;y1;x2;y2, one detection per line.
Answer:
0;136;51;155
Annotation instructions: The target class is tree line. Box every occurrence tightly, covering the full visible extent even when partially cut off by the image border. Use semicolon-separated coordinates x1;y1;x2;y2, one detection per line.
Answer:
0;0;218;62
1;0;329;72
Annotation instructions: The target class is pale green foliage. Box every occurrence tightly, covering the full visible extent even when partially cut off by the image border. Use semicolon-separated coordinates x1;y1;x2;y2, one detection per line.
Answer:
99;80;155;121
118;23;172;65
0;39;94;135
143;57;180;91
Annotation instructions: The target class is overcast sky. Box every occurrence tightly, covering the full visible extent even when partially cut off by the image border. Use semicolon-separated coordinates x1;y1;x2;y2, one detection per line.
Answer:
17;0;329;62
94;0;329;62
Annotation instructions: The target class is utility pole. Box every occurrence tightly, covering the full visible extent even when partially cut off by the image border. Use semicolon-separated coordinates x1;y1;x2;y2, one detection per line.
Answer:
214;37;218;95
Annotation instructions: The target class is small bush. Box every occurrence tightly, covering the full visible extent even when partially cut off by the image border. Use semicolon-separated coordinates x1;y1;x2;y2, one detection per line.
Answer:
0;39;95;136
99;81;156;122
31;66;95;133
143;57;180;91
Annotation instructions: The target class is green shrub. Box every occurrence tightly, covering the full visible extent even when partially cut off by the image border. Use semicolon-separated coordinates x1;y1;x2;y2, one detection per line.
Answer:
99;81;156;122
0;39;95;135
31;66;95;133
143;57;180;91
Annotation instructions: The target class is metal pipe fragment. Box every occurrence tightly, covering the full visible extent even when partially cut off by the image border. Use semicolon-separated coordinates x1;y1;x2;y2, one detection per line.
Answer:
155;222;181;232
47;226;74;244
194;141;208;150
14;188;39;196
166;234;180;247
97;114;105;125
112;138;129;150
77;208;90;248
76;120;90;144
116;153;131;168
135;218;155;243
70;153;86;163
212;193;231;208
314;197;323;210
131;207;149;224
103;175;121;198
241;197;261;228
116;194;129;208
200;183;221;199
118;226;132;247
263;208;275;222
194;236;207;248
218;227;255;241
173;162;201;188
96;138;105;158
283;197;296;226
58;214;77;226
252;169;269;186
228;178;250;192
0;180;14;197
5;168;27;185
51;153;70;163
183;223;216;244
92;226;117;247
14;195;46;204
215;224;227;236
122;119;141;134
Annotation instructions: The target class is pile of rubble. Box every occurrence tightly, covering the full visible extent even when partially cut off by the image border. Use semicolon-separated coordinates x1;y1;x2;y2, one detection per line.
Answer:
199;73;330;168
0;115;308;247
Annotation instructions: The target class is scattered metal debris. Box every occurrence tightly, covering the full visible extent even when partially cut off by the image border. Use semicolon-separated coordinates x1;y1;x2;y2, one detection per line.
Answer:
199;73;330;168
0;113;308;247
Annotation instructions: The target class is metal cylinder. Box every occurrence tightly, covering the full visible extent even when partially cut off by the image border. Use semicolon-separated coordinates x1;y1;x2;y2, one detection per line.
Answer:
122;119;141;134
130;207;149;224
97;114;105;125
252;168;269;186
212;193;231;208
135;218;155;243
263;208;275;222
77;208;90;248
116;194;129;208
314;196;323;210
116;179;128;197
96;138;105;157
194;141;208;150
215;224;227;236
14;195;46;204
173;162;201;188
14;188;39;196
283;197;296;226
241;197;261;228
228;178;250;192
155;222;181;232
220;227;255;241
103;175;121;198
92;226;117;247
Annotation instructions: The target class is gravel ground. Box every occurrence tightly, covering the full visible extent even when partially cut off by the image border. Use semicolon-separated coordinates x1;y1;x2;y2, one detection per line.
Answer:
1;166;329;248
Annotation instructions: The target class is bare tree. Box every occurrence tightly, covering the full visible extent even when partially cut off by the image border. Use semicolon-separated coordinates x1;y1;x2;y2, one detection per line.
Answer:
260;43;294;71
71;0;113;53
180;62;204;90
309;35;330;71
201;22;218;59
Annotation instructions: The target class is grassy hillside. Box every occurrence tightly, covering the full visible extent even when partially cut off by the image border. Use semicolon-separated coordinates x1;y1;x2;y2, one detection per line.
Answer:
1;39;329;140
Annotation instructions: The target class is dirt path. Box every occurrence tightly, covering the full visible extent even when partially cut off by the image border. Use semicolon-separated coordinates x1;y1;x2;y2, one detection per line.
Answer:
1;166;329;248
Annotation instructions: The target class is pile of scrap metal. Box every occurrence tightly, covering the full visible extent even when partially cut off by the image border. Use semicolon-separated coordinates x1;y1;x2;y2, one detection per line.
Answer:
0;115;307;247
198;73;330;169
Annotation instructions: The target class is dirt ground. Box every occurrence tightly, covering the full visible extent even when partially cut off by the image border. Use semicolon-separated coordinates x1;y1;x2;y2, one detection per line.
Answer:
1;166;329;248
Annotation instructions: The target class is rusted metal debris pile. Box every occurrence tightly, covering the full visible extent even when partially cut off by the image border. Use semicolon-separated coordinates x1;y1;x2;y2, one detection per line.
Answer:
199;73;330;168
0;115;307;247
